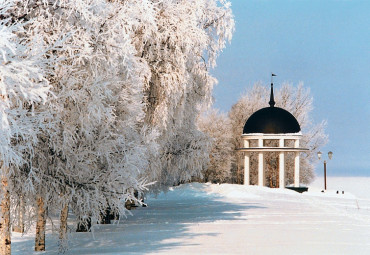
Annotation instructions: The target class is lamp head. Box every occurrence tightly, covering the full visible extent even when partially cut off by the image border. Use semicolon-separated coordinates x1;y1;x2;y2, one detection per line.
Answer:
317;151;322;160
328;151;333;160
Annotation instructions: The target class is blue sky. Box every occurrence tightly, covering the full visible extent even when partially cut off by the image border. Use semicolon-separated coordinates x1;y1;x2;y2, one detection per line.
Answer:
212;0;370;176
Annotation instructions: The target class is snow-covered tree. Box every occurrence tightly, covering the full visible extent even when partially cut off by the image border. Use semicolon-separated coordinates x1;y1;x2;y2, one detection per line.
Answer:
228;83;268;183
0;1;53;253
3;0;234;251
9;0;158;251
197;109;233;183
137;0;235;188
229;83;328;186
276;83;328;185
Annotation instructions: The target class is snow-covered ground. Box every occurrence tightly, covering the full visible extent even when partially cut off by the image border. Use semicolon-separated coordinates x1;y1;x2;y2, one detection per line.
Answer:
12;177;370;254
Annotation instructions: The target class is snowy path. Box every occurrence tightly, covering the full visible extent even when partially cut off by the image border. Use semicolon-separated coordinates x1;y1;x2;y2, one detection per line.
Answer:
12;182;370;254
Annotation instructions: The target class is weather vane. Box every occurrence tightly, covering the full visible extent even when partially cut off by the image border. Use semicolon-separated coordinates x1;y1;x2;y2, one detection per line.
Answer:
271;73;277;84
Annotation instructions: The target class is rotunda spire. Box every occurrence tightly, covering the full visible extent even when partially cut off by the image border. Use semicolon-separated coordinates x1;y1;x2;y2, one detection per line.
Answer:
269;73;276;107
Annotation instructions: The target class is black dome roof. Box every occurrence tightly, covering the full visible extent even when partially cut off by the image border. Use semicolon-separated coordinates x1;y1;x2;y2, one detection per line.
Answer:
243;106;301;134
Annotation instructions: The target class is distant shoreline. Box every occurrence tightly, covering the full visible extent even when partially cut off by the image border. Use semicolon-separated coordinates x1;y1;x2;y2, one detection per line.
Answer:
315;169;370;177
315;174;370;177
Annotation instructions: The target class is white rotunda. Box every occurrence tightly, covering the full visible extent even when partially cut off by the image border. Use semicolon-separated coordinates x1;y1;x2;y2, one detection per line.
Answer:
239;80;309;188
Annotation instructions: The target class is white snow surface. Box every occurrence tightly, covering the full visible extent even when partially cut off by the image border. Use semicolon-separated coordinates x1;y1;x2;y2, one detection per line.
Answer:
13;177;370;254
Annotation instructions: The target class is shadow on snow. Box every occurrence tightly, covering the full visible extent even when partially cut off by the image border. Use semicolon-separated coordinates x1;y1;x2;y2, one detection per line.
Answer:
12;183;264;254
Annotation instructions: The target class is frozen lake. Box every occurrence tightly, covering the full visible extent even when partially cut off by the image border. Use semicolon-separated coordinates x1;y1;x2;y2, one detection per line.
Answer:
310;176;370;199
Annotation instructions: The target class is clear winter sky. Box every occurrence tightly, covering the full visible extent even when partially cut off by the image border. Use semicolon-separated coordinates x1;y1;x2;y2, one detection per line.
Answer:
212;0;370;176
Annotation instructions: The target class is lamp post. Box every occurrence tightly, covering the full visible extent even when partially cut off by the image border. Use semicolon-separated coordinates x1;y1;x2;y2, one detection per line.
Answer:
317;151;333;190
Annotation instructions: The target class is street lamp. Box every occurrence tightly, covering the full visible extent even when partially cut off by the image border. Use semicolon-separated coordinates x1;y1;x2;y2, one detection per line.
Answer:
317;151;333;190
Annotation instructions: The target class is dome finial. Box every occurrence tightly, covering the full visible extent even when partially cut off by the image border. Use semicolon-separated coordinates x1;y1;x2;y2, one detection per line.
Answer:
269;73;276;107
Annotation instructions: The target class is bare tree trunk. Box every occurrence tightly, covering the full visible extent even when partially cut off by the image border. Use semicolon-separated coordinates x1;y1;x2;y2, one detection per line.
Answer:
236;154;241;184
276;156;280;188
144;77;160;126
58;202;69;252
35;196;46;251
13;197;25;233
269;175;273;188
0;175;11;255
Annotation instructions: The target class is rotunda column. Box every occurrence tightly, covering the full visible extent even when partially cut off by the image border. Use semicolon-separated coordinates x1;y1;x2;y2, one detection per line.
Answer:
243;140;250;185
294;139;300;187
258;138;264;186
279;138;285;189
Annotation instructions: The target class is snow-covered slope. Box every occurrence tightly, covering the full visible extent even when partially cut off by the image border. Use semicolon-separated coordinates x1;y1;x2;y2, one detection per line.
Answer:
12;178;370;254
